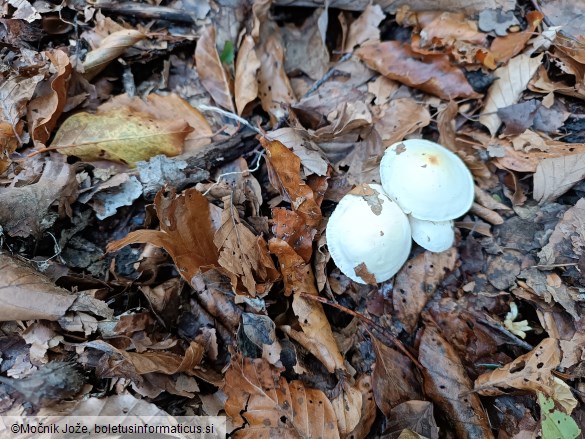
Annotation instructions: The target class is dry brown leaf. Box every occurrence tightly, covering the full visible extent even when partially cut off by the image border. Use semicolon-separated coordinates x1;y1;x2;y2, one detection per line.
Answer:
474;338;561;398
386;401;439;439
0;253;76;321
270;127;329;176
420;325;494;439
235;35;260;115
195;25;235;113
0;157;78;238
490;11;544;63
27;49;72;148
403;11;486;48
346;375;376;439
344;4;384;51
356;41;480;100
100;93;213;151
393;249;458;333
214;195;279;296
479;54;543;136
374;97;431;147
83;29;146;80
223;353;340;438
0;121;21;174
269;238;345;372
107;188;218;284
372;337;421;417
257;30;296;123
331;381;362;435
82;339;204;378
533;154;585;204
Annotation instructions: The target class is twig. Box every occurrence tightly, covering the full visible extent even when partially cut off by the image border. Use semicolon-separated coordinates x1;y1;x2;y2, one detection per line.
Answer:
299;292;423;369
476;317;534;351
197;104;266;138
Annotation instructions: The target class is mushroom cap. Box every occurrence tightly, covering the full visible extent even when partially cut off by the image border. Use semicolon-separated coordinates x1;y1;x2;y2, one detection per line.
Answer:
409;216;455;253
326;183;411;284
379;139;474;221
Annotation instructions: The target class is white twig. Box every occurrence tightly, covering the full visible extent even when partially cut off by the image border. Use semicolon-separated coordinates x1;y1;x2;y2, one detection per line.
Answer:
197;104;266;137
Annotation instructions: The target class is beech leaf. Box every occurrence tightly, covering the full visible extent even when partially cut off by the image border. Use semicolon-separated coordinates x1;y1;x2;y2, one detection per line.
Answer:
533;154;585;204
234;35;260;115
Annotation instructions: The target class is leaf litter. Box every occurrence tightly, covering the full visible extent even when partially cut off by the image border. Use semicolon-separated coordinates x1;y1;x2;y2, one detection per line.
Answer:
1;0;585;437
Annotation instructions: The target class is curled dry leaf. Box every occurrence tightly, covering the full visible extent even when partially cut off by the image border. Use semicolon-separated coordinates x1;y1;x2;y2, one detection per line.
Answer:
223;353;340;438
214;195;279;297
83;29;146;80
107;188;218;284
27;49;72;148
419;325;494;439
356;41;480;100
479;54;543;136
0;253;77;321
393;249;458;333
195;25;235;113
50;108;192;166
235;35;260;115
474;338;561;398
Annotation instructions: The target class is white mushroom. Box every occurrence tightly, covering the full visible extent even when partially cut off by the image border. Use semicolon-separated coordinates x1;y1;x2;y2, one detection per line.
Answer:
379;139;474;221
409;216;455;253
326;183;411;284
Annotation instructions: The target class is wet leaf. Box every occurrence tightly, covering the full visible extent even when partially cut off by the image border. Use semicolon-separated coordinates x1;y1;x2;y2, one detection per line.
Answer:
107;188;218;284
223;353;340;438
356;41;480;100
195;25;235;112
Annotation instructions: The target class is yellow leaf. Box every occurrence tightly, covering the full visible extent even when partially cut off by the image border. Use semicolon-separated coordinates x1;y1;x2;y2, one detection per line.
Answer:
50;109;192;166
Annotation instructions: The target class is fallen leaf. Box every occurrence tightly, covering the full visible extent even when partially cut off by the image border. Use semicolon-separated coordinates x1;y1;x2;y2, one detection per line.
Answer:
214;195;279;296
393;249;458;333
27;49;72;147
0;253;76;321
386;401;440;439
406;11;486;48
372;337;422;416
195;25;235;113
356;41;480;100
419;325;493;439
83;29;146;80
107;188;218;284
478;9;519;36
346;375;377;439
533;154;585;204
497;99;541;135
270;128;329;176
538;392;581;439
0;122;22;173
50;108;192;166
223;353;340;438
479;54;543;136
0;157;78;237
490;11;544;63
234;35;260;115
374;97;431;147
331;381;362;435
475;338;561;398
344;4;384;50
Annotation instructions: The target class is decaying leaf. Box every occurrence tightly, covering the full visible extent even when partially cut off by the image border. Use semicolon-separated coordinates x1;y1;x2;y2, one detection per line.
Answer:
393;249;458;333
386;401;439;439
538;392;581;439
356;41;480;100
235;35;260;115
479;54;543;136
107;188;218;284
419;325;493;439
0;253;77;321
195;25;235;113
223;353;340;438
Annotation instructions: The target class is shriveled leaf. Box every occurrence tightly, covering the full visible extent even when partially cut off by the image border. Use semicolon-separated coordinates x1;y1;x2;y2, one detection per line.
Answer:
534;154;585;204
0;254;77;321
50;109;191;166
474;338;561;397
269;239;345;372
393;249;458;333
356;41;480;100
372;337;421;417
195;25;235;112
223;353;340;438
0;157;78;238
234;35;260;115
419;325;493;439
479;54;543;136
345;4;384;50
27;49;72;147
83;29;146;80
539;392;581;439
214;195;279;296
107;188;218;284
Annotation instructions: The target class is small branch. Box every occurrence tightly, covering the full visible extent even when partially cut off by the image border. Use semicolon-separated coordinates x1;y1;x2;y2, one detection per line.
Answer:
300;293;423;369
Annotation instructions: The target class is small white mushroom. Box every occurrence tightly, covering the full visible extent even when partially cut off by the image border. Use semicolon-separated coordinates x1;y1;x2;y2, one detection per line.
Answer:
379;139;474;221
326;183;411;284
409;216;455;253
